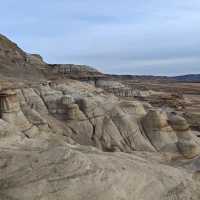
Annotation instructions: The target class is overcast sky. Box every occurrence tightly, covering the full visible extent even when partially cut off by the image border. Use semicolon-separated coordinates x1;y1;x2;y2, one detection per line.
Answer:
1;0;200;75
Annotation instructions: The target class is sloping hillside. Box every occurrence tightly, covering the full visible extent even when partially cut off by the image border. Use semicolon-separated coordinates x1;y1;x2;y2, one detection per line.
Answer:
0;34;102;82
0;34;47;81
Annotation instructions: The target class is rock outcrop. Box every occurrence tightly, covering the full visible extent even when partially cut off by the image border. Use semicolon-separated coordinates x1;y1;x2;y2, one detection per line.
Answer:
0;33;200;200
184;111;200;131
0;140;199;200
0;34;26;64
142;109;200;158
169;113;200;158
142;109;178;152
0;81;198;159
26;53;46;65
0;34;46;81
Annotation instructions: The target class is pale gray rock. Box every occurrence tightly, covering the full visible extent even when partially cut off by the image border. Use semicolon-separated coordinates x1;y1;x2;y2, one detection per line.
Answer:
142;109;178;152
65;104;81;120
0;33;200;199
21;88;48;114
96;79;125;89
184;111;200;130
0;139;199;200
168;113;200;158
0;119;16;138
39;86;64;114
0;89;20;113
2;110;32;132
21;105;48;126
61;94;74;105
168;114;190;132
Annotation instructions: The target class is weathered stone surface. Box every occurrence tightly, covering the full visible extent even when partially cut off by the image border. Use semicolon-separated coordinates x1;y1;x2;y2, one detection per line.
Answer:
26;53;46;65
61;94;74;105
21;105;48;126
2;110;32;132
168;113;200;158
168;114;190;132
119;100;147;117
0;83;199;199
39;86;64;114
66;104;80;120
142;109;178;152
184;111;200;131
50;64;99;74
0;89;20;113
177;140;200;159
96;79;125;89
0;89;32;132
1;33;200;200
0;139;199;200
0;34;26;63
21;88;48;114
0;119;16;138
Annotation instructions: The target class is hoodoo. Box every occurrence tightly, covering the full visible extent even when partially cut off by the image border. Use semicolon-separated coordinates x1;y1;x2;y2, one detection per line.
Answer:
0;89;20;114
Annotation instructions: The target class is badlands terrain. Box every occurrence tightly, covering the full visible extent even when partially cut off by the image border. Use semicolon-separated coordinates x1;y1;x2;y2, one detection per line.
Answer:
0;34;200;199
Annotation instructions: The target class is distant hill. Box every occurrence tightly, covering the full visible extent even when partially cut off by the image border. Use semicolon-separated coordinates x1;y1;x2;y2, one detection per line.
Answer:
108;74;200;83
173;74;200;82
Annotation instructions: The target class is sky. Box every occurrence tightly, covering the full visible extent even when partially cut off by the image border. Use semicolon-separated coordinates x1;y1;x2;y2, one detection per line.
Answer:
1;0;200;76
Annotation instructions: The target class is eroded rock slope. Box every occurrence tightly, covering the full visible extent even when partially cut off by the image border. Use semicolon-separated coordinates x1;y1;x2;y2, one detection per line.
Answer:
0;34;200;199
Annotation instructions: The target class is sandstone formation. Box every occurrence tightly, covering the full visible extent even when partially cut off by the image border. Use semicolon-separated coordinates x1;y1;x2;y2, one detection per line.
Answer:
0;34;26;64
0;82;199;158
168;113;200;158
0;140;199;200
49;64;99;74
0;33;200;199
141;109;178;152
26;53;46;65
0;34;45;81
184;111;200;131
